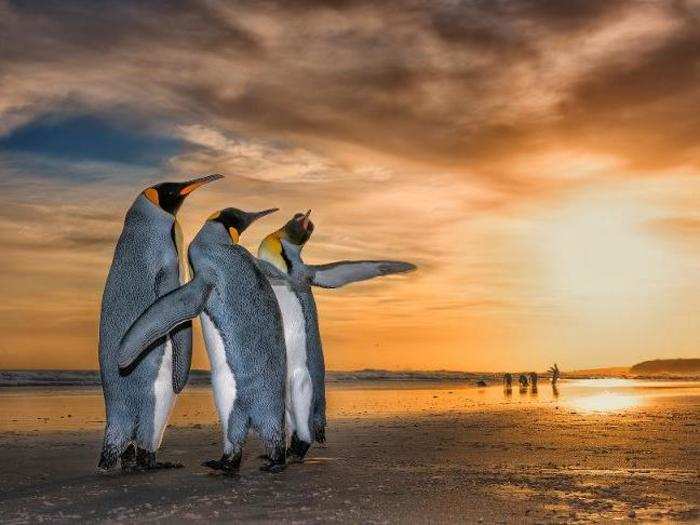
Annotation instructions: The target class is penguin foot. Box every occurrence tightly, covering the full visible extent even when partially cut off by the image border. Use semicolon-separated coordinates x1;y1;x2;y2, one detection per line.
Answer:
120;443;137;471
150;461;184;470
97;442;123;471
286;433;311;463
259;462;286;473
259;443;286;473
135;449;183;471
202;452;241;475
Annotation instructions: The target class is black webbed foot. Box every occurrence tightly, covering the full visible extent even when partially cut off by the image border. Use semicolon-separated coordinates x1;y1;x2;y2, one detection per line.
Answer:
259;462;286;473
135;448;184;471
120;443;137;472
260;443;286;473
202;451;241;476
286;432;311;463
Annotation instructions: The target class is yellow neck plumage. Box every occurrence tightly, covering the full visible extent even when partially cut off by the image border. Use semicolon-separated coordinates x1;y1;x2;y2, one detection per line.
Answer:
258;230;288;273
173;219;189;284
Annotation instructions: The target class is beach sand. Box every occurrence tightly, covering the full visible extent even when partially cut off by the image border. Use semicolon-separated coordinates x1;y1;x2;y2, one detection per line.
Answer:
0;380;698;523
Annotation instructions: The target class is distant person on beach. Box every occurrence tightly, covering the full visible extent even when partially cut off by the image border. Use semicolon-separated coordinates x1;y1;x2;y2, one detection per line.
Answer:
549;363;560;386
519;374;528;389
503;373;513;389
529;372;538;391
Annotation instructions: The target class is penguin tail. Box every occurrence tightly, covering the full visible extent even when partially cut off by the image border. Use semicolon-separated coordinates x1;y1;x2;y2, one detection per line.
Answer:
313;421;326;444
118;277;211;372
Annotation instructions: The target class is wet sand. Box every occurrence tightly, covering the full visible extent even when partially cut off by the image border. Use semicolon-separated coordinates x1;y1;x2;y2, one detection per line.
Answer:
0;380;698;523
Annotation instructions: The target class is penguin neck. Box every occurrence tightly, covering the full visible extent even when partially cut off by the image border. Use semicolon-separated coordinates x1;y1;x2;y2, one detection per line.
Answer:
172;219;188;283
128;194;175;227
258;231;289;274
196;221;239;247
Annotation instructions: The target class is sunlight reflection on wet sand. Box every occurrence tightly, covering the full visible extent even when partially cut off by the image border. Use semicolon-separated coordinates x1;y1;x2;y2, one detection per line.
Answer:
0;379;697;431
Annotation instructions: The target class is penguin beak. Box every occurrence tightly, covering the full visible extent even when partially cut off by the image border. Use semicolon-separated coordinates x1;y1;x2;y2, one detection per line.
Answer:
179;174;224;196
301;209;311;230
251;208;279;221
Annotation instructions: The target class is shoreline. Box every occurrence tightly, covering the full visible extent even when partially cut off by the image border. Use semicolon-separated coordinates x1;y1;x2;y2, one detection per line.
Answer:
2;370;699;388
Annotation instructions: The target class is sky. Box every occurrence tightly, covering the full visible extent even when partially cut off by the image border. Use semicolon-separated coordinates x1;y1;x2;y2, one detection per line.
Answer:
0;0;699;372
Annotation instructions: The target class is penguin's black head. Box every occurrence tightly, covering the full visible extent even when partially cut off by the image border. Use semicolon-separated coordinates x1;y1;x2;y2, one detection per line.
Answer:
143;174;223;215
208;207;278;243
283;209;314;246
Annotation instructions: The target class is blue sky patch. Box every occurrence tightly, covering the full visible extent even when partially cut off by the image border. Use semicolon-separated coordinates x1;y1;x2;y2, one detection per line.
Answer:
0;115;184;166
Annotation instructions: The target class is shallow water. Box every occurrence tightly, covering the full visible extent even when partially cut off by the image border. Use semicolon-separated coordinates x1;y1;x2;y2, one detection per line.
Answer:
0;379;697;432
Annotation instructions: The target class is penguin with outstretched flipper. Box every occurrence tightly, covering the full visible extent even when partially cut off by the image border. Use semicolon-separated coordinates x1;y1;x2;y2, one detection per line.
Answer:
257;210;416;462
118;208;288;474
98;174;223;472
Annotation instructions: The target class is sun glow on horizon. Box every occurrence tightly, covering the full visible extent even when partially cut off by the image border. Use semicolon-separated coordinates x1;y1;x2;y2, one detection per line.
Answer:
536;188;679;305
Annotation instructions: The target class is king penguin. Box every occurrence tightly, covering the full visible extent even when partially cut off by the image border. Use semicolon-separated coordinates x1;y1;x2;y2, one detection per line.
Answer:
118;208;288;474
257;211;416;461
98;174;222;472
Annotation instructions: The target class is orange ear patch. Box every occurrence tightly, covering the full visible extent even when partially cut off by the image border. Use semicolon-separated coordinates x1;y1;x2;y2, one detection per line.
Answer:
144;188;159;206
228;227;240;244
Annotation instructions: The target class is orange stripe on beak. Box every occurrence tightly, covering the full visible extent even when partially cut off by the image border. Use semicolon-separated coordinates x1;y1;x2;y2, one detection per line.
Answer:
179;173;224;196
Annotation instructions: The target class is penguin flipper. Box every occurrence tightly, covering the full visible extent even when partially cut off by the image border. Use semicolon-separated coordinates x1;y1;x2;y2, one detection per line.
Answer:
118;278;211;371
155;269;194;394
170;321;193;394
310;260;416;288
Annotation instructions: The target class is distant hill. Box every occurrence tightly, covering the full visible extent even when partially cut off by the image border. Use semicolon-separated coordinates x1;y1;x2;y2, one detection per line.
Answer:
565;366;631;378
630;359;700;375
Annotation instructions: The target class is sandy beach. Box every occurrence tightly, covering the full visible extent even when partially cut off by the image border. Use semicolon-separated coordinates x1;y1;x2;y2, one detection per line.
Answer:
0;379;698;523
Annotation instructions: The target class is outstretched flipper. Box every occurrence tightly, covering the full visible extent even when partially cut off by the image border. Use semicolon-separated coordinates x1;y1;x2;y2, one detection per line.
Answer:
310;260;416;288
118;277;212;371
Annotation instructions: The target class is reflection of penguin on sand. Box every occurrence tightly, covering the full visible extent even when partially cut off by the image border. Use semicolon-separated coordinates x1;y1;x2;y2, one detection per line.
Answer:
98;175;222;471
257;210;416;461
118;208;288;474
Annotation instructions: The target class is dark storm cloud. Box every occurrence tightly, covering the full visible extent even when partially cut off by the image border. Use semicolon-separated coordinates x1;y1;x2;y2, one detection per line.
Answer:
555;26;700;170
1;0;697;183
0;0;259;64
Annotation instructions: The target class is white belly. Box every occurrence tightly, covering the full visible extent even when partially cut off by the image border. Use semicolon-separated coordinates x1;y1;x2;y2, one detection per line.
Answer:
200;311;237;454
151;337;176;450
272;285;308;371
272;285;313;442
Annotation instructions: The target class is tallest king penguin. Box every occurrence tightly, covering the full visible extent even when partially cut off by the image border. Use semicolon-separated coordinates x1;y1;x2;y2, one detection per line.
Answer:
98;174;222;471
